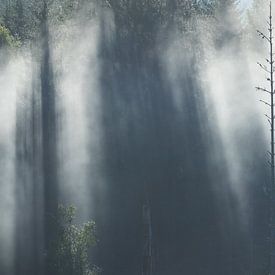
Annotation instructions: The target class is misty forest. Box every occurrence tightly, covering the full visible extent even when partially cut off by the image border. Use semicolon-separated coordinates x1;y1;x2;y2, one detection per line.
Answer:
2;0;275;274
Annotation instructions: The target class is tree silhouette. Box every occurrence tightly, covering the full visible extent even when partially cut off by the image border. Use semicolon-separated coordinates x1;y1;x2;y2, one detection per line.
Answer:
256;2;275;274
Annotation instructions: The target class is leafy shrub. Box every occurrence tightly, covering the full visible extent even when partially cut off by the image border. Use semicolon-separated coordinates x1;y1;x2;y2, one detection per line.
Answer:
49;205;100;275
0;25;21;48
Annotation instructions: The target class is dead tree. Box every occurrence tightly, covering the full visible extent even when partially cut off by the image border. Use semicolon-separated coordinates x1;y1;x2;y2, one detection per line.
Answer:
256;2;275;274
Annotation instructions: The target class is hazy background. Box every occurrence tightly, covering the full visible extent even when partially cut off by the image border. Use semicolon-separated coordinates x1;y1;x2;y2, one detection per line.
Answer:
0;0;273;274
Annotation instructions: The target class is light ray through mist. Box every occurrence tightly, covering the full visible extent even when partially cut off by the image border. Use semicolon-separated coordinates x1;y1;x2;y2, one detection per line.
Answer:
159;5;269;229
0;1;273;274
52;14;104;220
0;52;32;274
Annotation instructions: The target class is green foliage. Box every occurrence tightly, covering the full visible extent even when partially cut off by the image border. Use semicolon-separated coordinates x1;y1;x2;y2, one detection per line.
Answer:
49;0;97;23
0;0;98;43
105;0;217;48
49;205;100;275
0;0;217;46
0;24;21;48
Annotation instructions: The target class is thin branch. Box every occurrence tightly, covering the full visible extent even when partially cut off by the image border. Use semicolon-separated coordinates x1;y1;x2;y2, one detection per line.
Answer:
256;86;272;94
257;30;271;42
257;62;271;73
260;99;272;107
266;114;272;120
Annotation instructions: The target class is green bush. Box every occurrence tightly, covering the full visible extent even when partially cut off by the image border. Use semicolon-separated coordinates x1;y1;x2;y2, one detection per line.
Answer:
0;25;21;48
49;205;100;275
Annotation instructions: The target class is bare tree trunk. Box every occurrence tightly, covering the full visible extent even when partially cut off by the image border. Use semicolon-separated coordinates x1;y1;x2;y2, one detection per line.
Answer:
269;4;275;273
256;2;275;274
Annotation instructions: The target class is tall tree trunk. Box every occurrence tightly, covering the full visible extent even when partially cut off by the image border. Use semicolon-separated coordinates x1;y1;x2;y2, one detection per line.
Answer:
256;2;275;273
40;2;58;274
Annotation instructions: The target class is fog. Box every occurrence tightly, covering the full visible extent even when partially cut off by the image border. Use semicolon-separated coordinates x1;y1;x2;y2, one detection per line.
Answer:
0;0;273;274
